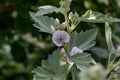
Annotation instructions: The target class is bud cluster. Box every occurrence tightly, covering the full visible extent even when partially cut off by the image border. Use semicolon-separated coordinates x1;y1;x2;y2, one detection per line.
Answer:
68;12;80;32
54;18;67;30
60;0;72;14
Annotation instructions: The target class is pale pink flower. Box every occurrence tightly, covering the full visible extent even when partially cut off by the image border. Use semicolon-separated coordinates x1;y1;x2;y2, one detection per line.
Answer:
70;47;83;56
52;30;70;46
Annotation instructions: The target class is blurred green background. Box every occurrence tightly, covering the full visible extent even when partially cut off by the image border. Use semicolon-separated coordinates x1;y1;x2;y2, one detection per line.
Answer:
0;0;120;80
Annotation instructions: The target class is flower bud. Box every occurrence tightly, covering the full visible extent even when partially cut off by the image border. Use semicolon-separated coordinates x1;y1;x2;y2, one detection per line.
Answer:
117;46;120;52
69;12;73;20
55;18;60;25
60;48;65;54
60;48;67;62
61;22;67;29
65;0;72;5
115;46;120;57
54;18;61;29
59;0;71;14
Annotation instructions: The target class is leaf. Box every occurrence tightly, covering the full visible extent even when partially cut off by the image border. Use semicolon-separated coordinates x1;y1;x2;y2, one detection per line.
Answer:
69;29;98;51
32;49;67;80
105;22;115;53
71;65;81;80
91;47;109;59
35;5;61;16
80;10;120;23
69;53;95;71
30;12;56;34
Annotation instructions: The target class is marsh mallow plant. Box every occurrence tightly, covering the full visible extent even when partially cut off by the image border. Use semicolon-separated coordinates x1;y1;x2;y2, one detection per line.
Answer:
30;0;120;80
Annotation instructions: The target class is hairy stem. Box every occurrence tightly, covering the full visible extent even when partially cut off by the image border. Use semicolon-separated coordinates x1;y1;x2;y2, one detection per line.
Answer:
107;60;120;75
107;52;112;69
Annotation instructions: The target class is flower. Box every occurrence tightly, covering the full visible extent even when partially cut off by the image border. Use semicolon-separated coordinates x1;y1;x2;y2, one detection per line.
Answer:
52;30;70;46
70;47;83;56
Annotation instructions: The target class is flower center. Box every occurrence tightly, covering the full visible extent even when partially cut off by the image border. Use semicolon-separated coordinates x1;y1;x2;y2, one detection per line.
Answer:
58;37;64;43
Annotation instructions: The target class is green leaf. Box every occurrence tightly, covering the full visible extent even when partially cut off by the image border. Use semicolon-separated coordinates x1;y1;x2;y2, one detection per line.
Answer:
69;53;95;71
80;10;120;23
35;5;61;16
30;12;56;34
69;29;98;51
71;65;81;80
32;49;67;80
91;47;109;59
105;22;115;53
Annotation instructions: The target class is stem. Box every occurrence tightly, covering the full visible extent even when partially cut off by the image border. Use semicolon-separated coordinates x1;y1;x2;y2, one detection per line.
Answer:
70;19;80;32
111;56;117;64
107;60;120;75
67;63;74;74
64;14;70;79
63;12;70;55
64;13;70;34
65;61;69;80
63;12;75;80
107;52;112;69
63;44;70;80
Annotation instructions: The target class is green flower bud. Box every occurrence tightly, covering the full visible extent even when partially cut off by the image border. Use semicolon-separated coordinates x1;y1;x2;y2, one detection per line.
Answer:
69;12;73;20
55;18;60;25
61;22;67;29
54;18;61;29
60;0;71;14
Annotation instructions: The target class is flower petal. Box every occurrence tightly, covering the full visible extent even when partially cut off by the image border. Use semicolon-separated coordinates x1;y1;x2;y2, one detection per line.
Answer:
70;47;83;56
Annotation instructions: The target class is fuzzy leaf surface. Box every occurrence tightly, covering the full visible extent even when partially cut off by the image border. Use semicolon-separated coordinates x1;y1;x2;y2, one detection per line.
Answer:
80;10;120;23
105;22;115;53
30;12;55;34
69;53;95;71
69;29;98;51
32;50;66;80
35;5;61;16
